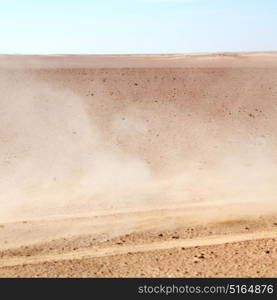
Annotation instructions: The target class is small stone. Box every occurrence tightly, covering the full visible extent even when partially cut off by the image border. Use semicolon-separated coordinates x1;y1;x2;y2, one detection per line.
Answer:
193;258;200;263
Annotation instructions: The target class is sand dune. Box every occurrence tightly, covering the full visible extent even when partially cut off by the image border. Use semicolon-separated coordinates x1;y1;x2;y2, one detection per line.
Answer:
0;53;277;277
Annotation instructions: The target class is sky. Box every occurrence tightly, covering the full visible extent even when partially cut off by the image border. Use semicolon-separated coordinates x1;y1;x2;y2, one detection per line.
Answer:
0;0;276;54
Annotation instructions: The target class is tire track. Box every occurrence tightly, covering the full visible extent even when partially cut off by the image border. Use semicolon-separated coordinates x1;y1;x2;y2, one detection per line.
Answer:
1;230;276;268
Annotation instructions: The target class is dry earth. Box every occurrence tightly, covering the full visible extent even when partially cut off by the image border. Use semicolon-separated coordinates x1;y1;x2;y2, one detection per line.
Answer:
0;53;277;277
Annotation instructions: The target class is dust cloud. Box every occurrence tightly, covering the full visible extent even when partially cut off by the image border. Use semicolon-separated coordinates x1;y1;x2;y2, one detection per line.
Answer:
0;70;155;220
0;59;277;228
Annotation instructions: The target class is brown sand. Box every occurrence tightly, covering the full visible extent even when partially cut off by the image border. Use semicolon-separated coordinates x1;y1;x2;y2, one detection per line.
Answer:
0;53;277;277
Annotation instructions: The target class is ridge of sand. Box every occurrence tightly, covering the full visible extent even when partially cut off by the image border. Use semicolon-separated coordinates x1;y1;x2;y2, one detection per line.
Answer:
1;52;277;68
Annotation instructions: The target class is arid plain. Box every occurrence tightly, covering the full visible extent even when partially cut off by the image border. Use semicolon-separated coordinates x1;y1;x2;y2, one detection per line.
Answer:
0;53;277;277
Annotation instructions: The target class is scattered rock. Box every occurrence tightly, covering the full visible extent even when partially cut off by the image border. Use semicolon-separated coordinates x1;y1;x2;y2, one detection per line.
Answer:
193;257;200;263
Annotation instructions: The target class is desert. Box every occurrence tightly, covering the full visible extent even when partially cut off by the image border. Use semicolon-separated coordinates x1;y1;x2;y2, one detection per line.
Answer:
0;53;277;277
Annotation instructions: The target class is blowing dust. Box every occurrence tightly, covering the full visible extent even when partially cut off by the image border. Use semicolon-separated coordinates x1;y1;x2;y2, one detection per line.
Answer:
0;66;277;229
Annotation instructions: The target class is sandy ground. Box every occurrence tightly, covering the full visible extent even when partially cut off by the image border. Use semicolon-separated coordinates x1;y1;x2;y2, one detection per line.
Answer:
0;53;277;277
0;215;277;277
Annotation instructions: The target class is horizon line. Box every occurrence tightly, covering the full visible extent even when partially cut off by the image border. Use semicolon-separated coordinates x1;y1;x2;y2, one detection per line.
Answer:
1;50;277;56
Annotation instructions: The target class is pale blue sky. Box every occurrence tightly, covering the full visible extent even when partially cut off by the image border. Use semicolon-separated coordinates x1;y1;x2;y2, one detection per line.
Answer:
0;0;276;54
